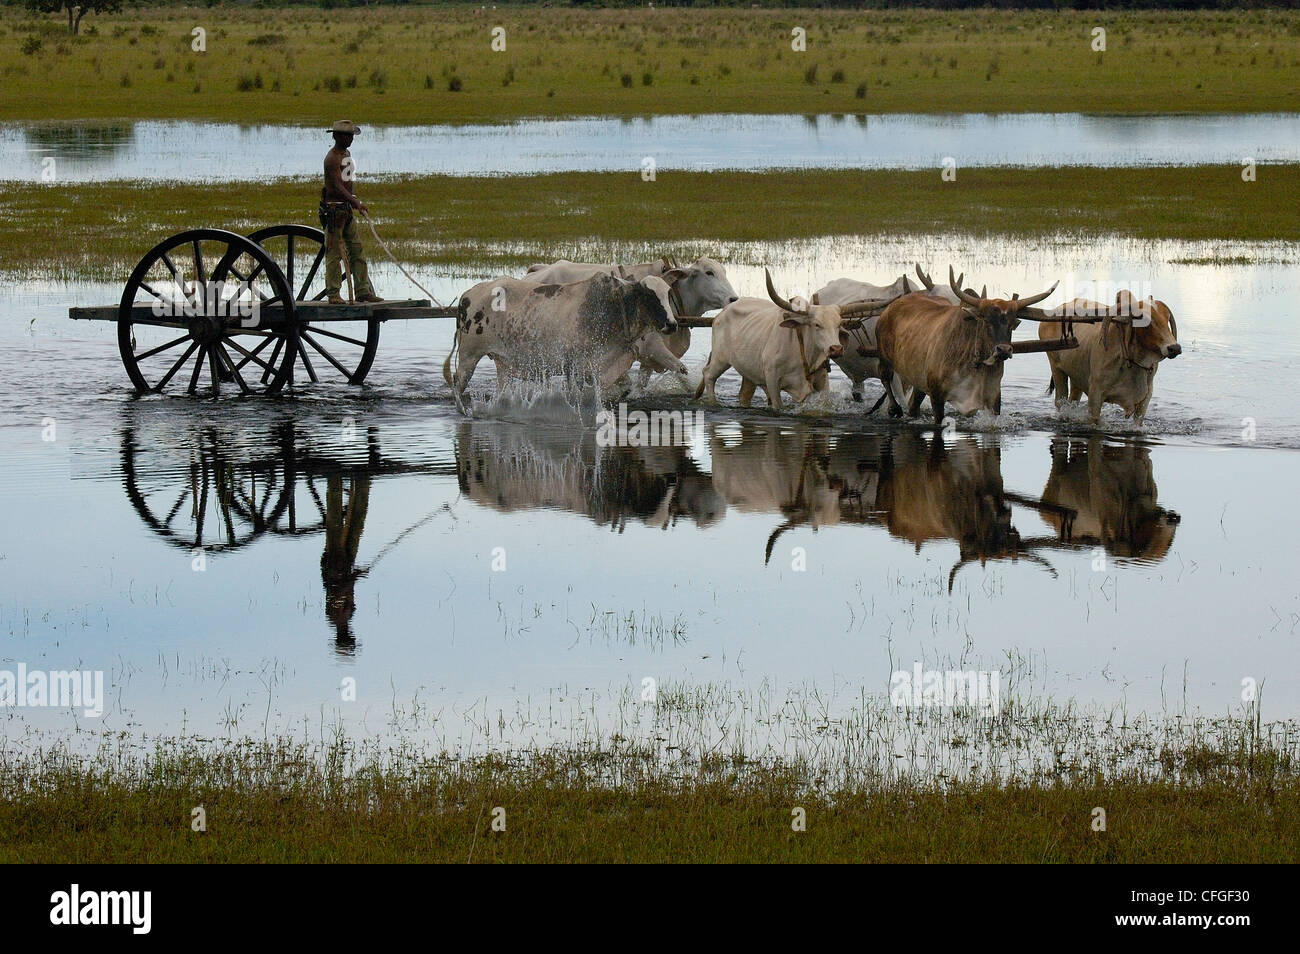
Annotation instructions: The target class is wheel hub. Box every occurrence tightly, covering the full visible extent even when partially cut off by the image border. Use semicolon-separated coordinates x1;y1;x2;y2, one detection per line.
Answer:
187;314;226;345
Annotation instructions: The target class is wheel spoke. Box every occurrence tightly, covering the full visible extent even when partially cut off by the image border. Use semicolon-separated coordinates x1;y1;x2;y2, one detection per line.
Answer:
302;330;353;379
137;280;171;303
192;239;206;285
188;344;208;394
295;338;319;383
262;336;286;384
160;252;180;281
156;340;200;391
163;488;190;527
298;247;325;301
287;234;295;293
216;344;251;395
226;335;277;375
304;324;368;348
135;333;191;362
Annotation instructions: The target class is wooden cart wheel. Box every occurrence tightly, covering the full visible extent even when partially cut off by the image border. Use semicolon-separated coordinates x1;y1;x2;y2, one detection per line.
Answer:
119;425;296;553
247;224;382;385
116;228;299;395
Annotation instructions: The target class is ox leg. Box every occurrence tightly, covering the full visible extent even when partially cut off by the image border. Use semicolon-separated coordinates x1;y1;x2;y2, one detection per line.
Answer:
1068;378;1084;403
453;350;487;399
1049;362;1071;410
764;374;785;410
737;378;757;407
849;374;864;402
695;354;728;404
906;387;925;418
994;392;1002;415
929;390;945;430
879;361;905;417
1133;395;1151;426
1088;390;1104;427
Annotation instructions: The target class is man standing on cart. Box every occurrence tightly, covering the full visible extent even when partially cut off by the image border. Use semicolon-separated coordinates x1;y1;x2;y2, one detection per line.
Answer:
321;119;383;304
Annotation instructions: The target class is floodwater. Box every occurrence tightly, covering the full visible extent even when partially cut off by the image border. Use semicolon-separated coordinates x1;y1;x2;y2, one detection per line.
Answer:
6;112;1299;181
2;232;1298;761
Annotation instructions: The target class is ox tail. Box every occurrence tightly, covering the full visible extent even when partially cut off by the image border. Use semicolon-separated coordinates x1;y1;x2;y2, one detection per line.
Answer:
866;390;889;415
442;335;458;388
1046;377;1056;395
443;296;466;389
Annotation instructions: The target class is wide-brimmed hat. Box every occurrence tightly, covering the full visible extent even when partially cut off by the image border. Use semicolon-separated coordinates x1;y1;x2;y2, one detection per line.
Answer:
330;120;361;135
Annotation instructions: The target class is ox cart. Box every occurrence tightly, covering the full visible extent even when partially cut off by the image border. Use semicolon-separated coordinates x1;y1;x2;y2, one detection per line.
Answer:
68;226;457;395
70;230;1091;397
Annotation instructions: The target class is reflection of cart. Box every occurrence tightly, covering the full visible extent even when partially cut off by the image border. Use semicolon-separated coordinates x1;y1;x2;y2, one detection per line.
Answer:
68;226;456;395
119;416;457;651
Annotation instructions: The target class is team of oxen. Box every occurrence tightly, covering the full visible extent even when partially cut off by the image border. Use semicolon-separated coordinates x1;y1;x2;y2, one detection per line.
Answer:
443;254;1182;425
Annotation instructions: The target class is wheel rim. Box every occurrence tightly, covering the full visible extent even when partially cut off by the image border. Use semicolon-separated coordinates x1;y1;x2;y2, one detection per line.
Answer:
120;425;296;552
247;224;381;386
117;228;298;396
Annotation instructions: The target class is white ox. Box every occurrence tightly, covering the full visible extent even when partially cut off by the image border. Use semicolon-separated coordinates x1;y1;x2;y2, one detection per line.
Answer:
442;273;681;399
694;270;873;410
524;257;738;381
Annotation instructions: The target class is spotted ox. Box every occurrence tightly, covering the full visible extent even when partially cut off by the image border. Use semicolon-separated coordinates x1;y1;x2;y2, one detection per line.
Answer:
454;421;723;531
694;270;876;410
876;267;1058;426
442;273;680;399
524;256;739;382
1037;290;1182;425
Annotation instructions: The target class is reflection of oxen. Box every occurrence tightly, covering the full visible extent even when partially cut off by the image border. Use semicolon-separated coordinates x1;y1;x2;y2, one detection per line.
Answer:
708;423;887;562
706;425;1067;585
1037;437;1180;561
871;433;1054;589
454;422;723;531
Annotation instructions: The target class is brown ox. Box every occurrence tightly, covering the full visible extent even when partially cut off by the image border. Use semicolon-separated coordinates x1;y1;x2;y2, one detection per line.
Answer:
1037;290;1182;426
876;267;1058;427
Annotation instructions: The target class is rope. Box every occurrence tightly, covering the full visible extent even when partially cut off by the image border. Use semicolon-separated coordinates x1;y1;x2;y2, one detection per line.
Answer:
362;214;444;307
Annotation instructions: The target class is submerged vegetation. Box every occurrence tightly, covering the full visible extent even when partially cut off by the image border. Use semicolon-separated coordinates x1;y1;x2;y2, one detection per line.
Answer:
10;164;1300;281
1;6;1298;122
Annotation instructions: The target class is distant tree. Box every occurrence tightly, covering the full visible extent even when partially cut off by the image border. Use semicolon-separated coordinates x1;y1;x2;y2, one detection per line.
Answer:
26;0;123;36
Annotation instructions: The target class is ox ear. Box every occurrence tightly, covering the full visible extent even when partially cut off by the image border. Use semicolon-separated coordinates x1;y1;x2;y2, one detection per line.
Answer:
1115;289;1138;317
779;313;808;328
662;268;689;285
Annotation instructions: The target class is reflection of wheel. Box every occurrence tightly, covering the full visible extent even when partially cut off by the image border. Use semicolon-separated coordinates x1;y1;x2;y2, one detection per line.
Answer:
247;224;381;385
116;228;298;395
120;426;295;552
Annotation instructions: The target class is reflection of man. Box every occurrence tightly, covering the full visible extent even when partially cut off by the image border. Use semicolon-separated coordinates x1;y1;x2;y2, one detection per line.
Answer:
320;473;371;650
320;119;383;304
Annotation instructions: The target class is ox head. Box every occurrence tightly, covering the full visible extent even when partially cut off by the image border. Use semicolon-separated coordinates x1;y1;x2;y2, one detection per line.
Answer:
765;269;872;363
1108;290;1181;363
630;275;681;335
662;256;740;315
949;266;1059;366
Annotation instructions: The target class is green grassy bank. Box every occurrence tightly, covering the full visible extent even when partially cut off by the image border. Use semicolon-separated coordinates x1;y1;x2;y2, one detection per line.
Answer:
12;164;1298;281
2;728;1297;863
3;6;1298;123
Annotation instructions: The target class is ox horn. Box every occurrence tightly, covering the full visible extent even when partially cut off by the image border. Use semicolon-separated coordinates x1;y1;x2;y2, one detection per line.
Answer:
902;275;913;294
949;266;983;308
765;268;803;313
1169;309;1178;340
915;263;935;291
838;297;896;319
1012;280;1060;309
